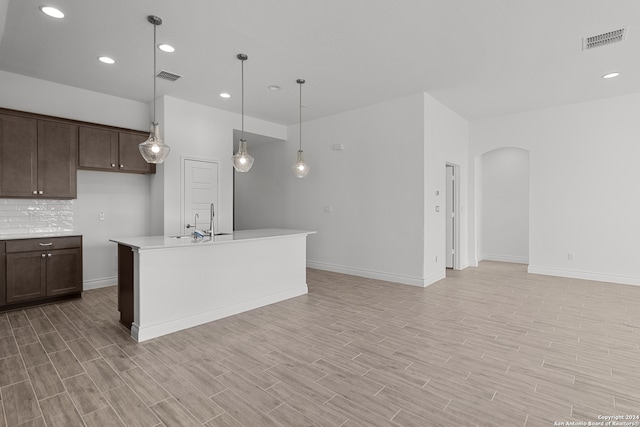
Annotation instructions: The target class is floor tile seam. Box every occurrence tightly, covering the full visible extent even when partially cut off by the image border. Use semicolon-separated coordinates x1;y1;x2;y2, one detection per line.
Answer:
102;381;162;426
0;387;9;427
151;394;206;426
64;362;115;415
79;358;126;394
98;353;134;376
34;332;87;397
5;412;42;427
207;411;244;427
2;377;45;427
40;389;89;423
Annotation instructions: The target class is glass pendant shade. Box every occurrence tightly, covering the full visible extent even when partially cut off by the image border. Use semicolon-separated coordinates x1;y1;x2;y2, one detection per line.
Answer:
292;150;310;178
233;139;254;172
139;123;170;164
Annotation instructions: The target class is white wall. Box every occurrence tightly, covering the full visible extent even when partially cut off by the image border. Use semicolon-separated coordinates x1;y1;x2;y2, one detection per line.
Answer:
470;93;640;286
75;171;150;289
423;93;470;283
0;70;152;288
298;94;427;285
481;147;529;264
235;93;470;287
234;140;288;230
157;96;287;236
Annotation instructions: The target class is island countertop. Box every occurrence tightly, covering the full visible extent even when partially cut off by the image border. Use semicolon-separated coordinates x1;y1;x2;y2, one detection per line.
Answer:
110;228;315;251
111;227;315;342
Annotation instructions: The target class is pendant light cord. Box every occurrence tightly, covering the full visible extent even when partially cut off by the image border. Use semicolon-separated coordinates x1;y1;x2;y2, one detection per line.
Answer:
241;57;244;140
299;81;302;151
152;20;157;124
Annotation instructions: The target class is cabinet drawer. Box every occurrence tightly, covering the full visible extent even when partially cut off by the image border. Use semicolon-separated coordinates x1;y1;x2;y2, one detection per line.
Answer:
5;236;82;253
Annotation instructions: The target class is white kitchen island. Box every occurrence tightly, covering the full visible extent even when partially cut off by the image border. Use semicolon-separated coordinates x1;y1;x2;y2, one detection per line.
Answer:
110;229;315;342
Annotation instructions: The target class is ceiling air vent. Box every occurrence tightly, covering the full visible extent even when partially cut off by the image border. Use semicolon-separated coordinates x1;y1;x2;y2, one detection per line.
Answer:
583;27;627;50
156;70;182;82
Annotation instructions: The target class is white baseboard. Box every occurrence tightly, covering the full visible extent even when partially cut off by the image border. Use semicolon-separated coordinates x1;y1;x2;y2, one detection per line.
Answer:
306;260;428;287
133;284;308;342
483;254;529;264
424;270;446;287
83;277;117;290
528;265;640;287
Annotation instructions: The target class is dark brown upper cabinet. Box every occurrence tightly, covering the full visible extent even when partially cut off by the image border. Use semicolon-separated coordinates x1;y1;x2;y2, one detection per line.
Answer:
78;126;154;174
0;113;77;199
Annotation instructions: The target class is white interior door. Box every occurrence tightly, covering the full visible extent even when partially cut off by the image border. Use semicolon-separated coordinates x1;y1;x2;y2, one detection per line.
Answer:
183;159;218;234
446;165;455;268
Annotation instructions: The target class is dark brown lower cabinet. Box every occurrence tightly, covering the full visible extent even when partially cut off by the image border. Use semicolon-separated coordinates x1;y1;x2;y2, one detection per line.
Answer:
6;251;47;303
117;244;134;328
46;248;82;296
1;236;82;311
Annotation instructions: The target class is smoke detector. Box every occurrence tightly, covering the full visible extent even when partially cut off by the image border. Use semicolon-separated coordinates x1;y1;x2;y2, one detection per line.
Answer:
583;27;627;50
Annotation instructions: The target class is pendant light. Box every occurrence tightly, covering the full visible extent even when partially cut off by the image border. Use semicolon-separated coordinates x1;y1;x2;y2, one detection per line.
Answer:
292;79;310;178
139;15;170;164
232;54;254;172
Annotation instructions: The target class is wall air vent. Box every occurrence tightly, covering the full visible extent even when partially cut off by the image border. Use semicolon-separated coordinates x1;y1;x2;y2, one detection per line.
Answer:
583;27;627;50
156;70;182;81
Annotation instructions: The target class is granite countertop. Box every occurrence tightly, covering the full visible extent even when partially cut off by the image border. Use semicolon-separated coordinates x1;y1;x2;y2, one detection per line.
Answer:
110;228;316;251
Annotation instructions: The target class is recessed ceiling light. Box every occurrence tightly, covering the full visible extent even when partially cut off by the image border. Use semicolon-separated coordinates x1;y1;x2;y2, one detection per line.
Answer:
220;93;231;99
268;85;281;91
39;6;64;18
602;72;620;79
158;44;175;53
98;56;116;65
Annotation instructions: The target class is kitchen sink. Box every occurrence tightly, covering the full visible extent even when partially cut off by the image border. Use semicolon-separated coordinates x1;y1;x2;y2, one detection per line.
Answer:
168;233;233;239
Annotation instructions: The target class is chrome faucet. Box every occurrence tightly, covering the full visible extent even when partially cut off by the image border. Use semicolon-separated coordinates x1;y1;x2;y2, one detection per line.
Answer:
208;203;215;236
186;213;199;232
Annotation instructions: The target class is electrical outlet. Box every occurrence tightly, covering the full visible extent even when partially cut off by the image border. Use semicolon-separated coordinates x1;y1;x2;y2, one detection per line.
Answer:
99;211;105;221
323;205;332;213
567;252;574;261
435;256;438;263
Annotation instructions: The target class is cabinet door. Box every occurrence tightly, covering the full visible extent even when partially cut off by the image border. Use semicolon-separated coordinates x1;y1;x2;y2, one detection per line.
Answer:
6;252;47;303
37;120;78;198
46;248;82;297
78;126;118;170
0;113;38;197
118;131;152;173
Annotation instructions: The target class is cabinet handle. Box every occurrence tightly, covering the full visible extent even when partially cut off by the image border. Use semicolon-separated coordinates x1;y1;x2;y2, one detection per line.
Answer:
120;164;124;168
41;253;46;258
38;190;43;195
47;253;52;257
111;163;116;168
32;190;37;195
39;243;53;246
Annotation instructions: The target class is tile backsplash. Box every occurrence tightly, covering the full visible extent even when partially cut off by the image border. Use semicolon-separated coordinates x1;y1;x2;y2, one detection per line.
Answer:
0;199;74;235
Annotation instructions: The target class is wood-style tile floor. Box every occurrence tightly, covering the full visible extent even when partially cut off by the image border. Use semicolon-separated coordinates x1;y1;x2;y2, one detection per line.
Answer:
1;262;640;426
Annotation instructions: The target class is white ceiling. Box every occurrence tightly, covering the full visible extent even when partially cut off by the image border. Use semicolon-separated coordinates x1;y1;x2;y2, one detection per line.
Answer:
1;0;639;126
